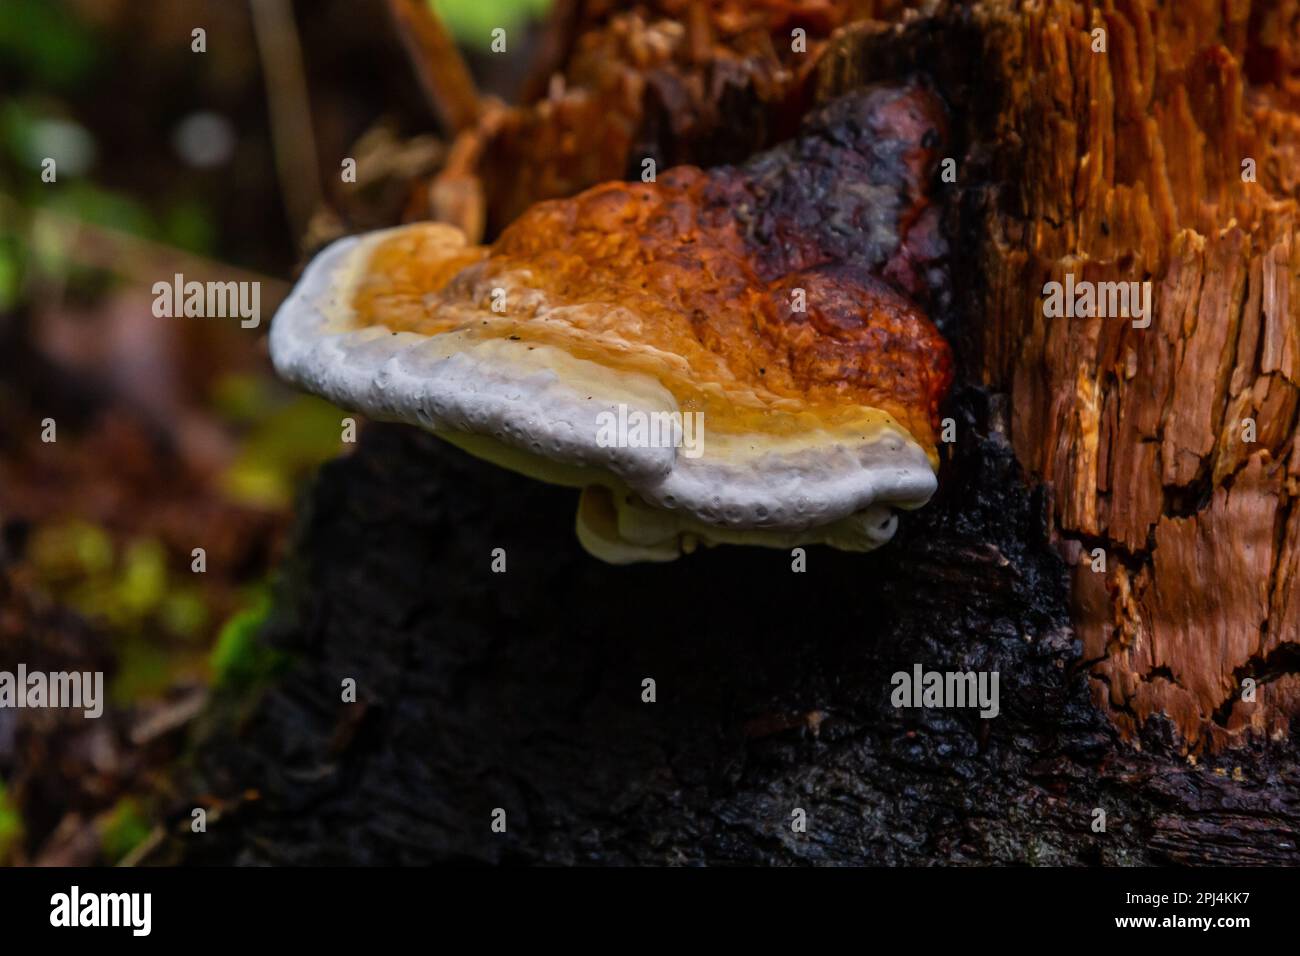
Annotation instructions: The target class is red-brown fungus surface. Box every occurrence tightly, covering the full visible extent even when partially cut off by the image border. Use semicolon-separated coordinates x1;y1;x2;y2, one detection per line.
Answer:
355;82;954;447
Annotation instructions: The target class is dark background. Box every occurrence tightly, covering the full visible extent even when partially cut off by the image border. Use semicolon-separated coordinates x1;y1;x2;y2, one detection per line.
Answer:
0;0;551;866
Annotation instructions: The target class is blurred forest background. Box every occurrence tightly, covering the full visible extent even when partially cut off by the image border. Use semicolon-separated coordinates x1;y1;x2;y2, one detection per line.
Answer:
0;0;551;865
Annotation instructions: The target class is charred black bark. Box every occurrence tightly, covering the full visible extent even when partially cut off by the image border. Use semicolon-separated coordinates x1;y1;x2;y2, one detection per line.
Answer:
159;396;1300;866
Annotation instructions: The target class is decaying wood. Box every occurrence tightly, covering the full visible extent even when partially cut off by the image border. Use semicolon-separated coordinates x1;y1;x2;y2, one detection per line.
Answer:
972;0;1300;752
426;0;915;234
816;0;1300;752
161;420;1300;865
385;0;482;135
162;0;1300;865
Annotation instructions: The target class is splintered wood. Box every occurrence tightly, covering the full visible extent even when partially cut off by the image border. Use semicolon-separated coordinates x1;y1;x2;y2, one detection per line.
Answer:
430;0;913;237
980;0;1300;751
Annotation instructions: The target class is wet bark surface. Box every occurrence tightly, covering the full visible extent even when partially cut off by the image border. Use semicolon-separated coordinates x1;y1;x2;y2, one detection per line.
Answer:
164;400;1299;865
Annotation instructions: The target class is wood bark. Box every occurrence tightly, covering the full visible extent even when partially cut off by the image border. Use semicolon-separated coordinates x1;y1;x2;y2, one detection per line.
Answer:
817;0;1300;753
973;0;1300;752
162;0;1300;864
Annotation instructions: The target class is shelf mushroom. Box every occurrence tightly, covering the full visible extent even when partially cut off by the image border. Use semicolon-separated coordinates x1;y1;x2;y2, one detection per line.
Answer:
271;83;954;563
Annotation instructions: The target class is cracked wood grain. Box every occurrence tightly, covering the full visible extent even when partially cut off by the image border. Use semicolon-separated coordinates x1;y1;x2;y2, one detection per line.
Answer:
974;0;1300;751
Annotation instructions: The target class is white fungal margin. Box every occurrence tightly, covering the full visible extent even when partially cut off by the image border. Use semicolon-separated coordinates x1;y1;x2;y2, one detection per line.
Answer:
270;225;940;562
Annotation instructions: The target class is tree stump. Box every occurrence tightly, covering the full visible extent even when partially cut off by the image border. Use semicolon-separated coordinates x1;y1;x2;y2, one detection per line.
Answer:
164;0;1300;865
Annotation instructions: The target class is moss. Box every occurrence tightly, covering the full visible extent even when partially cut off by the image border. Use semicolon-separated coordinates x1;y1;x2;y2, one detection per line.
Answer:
117;539;168;619
209;590;286;691
109;638;177;704
0;779;23;864
160;587;209;640
219;395;350;509
100;796;149;864
430;0;551;50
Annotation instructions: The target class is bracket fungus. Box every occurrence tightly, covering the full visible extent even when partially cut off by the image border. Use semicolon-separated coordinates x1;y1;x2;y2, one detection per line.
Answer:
271;82;953;563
